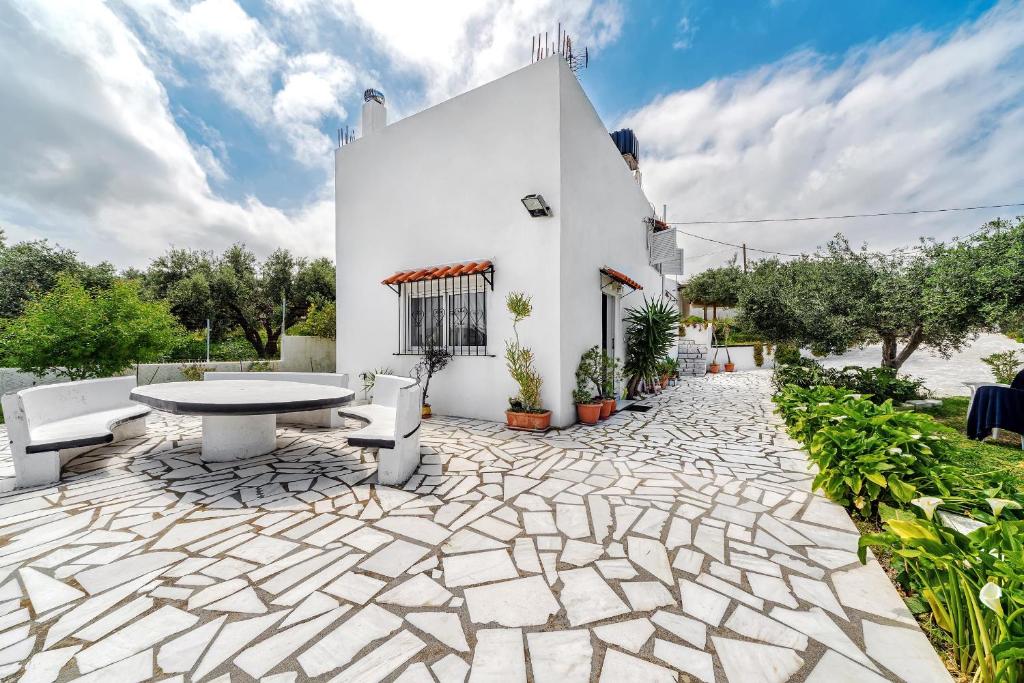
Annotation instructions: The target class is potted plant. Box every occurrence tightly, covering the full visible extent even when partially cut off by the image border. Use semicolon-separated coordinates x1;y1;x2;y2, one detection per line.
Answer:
573;366;601;424
656;357;679;388
412;342;453;418
575;345;610;420
598;351;620;419
504;291;550;431
721;322;735;372
624;297;678;398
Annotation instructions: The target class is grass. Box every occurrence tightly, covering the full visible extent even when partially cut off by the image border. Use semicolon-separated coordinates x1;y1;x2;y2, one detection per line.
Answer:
920;397;1024;490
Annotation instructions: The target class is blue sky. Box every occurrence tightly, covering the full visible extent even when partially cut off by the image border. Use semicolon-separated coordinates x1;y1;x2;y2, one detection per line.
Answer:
0;1;1020;270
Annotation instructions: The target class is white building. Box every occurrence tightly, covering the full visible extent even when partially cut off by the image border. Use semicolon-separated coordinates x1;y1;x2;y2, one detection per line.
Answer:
335;55;681;428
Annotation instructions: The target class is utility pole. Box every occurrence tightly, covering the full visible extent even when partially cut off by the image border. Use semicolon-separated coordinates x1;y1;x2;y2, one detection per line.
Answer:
205;319;211;363
742;243;748;273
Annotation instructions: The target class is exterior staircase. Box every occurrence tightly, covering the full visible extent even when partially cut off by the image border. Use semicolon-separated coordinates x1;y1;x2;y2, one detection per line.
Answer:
677;339;707;376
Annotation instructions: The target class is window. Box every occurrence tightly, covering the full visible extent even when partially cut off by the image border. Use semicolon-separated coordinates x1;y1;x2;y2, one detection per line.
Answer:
384;261;493;356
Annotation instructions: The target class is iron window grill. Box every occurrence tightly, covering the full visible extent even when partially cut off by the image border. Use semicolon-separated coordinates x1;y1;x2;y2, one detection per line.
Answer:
387;266;494;356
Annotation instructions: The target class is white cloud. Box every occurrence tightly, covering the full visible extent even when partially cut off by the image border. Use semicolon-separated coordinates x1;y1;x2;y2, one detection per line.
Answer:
0;0;333;267
279;0;623;106
673;16;696;51
624;3;1024;273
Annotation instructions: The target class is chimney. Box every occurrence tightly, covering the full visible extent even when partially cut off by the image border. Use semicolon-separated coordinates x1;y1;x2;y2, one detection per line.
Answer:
362;89;387;136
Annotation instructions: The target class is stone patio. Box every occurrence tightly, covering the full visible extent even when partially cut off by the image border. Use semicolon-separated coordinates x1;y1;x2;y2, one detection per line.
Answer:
0;372;950;682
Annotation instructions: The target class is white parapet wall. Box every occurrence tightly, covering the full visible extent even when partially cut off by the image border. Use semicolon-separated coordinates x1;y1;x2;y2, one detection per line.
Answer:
1;360;283;398
708;345;775;371
281;335;336;373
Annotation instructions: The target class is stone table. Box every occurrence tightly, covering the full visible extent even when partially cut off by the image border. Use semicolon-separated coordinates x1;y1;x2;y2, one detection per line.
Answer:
131;380;354;461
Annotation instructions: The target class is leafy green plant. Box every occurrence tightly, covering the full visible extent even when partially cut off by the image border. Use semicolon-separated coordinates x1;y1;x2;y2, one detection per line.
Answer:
412;344;453;406
656;356;679;379
505;291;544;412
624;297;678;397
753;341;764;367
774;343;803;366
290;300;336;340
248;360;274;372
359;366;394;400
861;504;1024;682
599;350;621;399
772;361;925;403
1;275;181;380
180;364;214;381
982;351;1023;385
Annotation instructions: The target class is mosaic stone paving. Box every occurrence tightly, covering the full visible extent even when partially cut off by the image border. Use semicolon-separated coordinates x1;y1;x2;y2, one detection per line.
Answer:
0;372;951;682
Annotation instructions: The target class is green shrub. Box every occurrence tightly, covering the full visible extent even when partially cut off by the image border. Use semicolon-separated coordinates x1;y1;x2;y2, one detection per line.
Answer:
290;301;336;340
180;364;214;381
772;361;925;403
753;342;764;367
774;343;802;365
981;351;1022;385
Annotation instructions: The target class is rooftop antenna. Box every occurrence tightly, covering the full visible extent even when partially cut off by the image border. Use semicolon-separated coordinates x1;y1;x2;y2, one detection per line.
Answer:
529;25;590;75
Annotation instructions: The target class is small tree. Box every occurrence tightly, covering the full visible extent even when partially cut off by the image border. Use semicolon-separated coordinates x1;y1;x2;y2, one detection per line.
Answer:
505;291;543;412
2;276;181;380
413;343;453;407
682;263;745;319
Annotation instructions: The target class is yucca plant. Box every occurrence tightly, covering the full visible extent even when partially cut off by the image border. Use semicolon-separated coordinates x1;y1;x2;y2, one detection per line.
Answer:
624;297;678;398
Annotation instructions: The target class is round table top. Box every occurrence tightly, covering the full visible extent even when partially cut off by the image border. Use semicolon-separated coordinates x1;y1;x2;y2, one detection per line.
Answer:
131;380;355;416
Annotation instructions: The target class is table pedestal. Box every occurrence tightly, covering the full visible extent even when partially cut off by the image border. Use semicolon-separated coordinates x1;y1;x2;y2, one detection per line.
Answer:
202;414;277;462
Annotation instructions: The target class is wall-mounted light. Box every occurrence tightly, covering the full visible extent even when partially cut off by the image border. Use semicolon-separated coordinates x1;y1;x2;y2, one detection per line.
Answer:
521;194;552;217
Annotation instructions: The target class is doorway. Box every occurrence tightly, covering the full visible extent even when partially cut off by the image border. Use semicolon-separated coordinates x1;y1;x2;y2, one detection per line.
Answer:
601;293;615;355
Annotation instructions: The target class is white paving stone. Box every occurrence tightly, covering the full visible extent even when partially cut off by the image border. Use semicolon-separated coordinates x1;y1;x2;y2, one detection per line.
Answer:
527;630;592;683
442;549;518;587
713;636;803;683
560;567;630;626
593;618;655;654
464;575;559;627
599;648;676;683
406;611;469;651
470;628;525;683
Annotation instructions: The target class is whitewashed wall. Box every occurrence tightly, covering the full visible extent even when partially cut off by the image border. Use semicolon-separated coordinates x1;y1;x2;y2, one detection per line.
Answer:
708;345;775;371
337;57;667;427
281;336;336;373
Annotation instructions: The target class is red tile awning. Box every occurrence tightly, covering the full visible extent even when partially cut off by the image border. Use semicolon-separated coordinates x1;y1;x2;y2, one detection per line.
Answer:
601;267;643;291
382;260;493;285
651;217;670;232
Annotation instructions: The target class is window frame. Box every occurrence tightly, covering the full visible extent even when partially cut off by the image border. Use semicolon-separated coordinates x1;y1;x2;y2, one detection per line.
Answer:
391;266;493;357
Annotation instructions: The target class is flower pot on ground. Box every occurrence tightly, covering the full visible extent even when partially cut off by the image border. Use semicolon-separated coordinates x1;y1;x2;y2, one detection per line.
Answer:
504;291;548;429
574;354;602;425
724;362;735;372
505;408;552;431
421;404;432;419
600;398;615;419
624;297;678;398
576;402;601;424
708;363;721;374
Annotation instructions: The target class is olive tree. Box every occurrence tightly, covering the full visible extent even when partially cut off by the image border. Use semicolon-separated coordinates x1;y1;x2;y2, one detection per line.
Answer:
681;263;745;319
739;235;985;370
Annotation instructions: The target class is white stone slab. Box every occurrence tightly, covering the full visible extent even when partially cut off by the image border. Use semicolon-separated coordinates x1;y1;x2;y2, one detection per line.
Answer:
464;575;559;627
19;568;84;614
234;606;348;678
470;628;525;683
627;537;673;584
598;648;675;683
298;604;402;677
863;620;953;683
330;629;425;683
378;574;453;607
713;636;803;683
560;567;630;626
621;581;676;611
406;611;469;651
358;539;430;578
527;630;592;683
75;605;198;673
653;638;715;683
442;549;518;588
593;619;655;654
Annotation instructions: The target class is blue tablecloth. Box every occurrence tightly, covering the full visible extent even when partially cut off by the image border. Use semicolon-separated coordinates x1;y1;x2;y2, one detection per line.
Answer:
968;385;1024;441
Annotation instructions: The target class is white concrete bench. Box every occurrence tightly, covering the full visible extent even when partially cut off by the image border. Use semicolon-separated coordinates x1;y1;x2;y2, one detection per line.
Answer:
338;375;423;484
204;372;350;428
1;376;149;488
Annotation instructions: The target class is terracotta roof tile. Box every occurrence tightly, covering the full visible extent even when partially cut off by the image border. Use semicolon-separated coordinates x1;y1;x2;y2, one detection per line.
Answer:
383;260;493;286
601;267;643;291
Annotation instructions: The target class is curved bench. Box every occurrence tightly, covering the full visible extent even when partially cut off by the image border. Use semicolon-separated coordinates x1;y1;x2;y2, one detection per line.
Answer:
338;375;423;484
1;376;150;488
205;371;350;428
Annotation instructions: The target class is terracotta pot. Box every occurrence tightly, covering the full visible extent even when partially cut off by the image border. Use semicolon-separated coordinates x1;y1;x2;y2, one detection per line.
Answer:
724;363;736;372
660;375;670;388
600;398;615;419
576;403;601;425
506;410;552;431
421;404;432;419
708;363;721;374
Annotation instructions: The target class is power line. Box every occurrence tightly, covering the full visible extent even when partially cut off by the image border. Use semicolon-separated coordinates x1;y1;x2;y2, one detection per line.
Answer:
667;202;1024;226
675;229;802;257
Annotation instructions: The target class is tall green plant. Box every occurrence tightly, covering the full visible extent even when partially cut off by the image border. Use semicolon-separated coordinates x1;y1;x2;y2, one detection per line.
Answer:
982;351;1023;385
505;291;544;412
1;275;181;380
624;297;678;397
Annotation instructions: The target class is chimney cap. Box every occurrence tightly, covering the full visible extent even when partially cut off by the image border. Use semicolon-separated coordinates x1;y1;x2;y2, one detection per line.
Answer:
363;89;385;104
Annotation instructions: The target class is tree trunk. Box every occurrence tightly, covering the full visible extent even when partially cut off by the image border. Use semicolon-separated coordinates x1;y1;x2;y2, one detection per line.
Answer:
880;327;924;371
264;323;281;359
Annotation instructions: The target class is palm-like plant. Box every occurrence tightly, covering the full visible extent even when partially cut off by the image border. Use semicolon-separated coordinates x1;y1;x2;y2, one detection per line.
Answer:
624;297;678;397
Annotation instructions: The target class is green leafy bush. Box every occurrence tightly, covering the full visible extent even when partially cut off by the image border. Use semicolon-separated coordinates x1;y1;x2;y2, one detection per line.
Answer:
981;351;1022;385
774;343;802;365
861;509;1024;681
753;342;764;367
772;360;925;403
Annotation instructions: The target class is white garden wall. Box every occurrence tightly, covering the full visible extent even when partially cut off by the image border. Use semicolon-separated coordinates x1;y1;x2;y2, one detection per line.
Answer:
281;336;336;373
708;345;775;371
